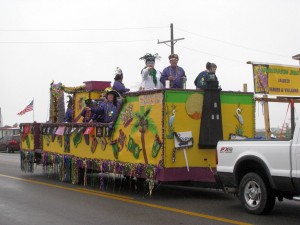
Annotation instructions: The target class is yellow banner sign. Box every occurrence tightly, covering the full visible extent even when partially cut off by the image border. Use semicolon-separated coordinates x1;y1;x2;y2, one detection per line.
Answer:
139;93;163;106
252;64;300;96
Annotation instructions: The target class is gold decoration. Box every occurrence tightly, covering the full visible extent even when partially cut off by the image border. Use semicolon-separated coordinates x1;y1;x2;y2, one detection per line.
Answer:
99;137;107;150
185;93;203;120
91;135;98;153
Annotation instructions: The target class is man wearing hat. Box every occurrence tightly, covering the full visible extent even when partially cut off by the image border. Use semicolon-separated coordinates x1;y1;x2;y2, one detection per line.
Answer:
160;54;187;89
112;67;130;96
139;53;162;90
89;90;120;123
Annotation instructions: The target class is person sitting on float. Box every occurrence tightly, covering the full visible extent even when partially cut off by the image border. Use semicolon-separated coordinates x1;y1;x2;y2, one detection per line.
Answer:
74;99;97;123
89;89;120;123
139;53;162;90
112;67;130;96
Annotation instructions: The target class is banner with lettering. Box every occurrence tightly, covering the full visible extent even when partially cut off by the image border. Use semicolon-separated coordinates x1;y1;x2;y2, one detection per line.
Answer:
251;63;300;96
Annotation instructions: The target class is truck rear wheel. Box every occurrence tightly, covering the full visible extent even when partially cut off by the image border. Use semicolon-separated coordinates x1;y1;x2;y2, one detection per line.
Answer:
239;172;275;215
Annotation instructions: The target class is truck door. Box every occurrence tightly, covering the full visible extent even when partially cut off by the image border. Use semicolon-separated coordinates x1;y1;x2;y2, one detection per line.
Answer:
293;125;300;192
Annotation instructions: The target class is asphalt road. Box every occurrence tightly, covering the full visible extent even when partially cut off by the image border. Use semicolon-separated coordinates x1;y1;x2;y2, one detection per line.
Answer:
0;153;300;225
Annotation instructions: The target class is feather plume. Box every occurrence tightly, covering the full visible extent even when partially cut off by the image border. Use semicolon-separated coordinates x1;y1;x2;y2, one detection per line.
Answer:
139;53;161;61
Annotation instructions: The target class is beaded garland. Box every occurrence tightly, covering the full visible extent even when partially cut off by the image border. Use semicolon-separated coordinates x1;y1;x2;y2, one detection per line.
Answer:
20;151;161;194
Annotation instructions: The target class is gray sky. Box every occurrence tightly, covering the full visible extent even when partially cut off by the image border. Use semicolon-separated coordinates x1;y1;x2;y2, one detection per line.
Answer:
0;0;299;129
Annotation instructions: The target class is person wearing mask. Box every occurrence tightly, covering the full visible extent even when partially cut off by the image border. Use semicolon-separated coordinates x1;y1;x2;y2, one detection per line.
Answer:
112;67;130;96
139;53;162;90
160;54;186;89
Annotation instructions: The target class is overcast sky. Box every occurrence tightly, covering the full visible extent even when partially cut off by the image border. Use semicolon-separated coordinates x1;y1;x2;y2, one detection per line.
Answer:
0;0;299;130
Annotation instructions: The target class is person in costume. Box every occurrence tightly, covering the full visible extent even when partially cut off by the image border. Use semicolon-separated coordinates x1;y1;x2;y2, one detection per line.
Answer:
139;53;162;90
160;54;187;89
64;95;73;122
74;99;96;123
112;67;130;96
89;90;120;123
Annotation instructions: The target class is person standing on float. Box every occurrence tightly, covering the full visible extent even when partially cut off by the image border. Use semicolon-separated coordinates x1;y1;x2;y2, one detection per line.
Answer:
160;54;186;89
112;67;130;96
139;53;162;90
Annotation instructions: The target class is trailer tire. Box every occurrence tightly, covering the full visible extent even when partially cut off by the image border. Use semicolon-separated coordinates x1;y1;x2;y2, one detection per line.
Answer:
239;172;275;215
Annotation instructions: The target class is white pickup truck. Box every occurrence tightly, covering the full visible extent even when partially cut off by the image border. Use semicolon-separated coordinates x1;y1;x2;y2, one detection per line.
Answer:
216;122;300;215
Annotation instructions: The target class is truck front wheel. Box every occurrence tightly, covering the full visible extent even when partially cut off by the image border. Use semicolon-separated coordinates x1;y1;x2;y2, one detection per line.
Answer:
239;172;275;215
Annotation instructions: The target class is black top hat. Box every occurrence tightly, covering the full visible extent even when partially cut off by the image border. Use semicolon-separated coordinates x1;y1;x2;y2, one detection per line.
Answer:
106;90;120;98
106;90;120;107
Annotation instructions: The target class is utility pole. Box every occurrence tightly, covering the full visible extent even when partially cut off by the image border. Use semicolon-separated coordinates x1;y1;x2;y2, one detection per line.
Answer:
158;23;184;54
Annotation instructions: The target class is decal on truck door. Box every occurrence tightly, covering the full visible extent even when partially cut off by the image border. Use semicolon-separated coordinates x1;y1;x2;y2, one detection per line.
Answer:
219;147;233;153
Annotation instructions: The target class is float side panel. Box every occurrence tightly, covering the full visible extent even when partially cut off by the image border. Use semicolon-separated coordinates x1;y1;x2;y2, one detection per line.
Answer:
163;90;255;170
42;92;164;166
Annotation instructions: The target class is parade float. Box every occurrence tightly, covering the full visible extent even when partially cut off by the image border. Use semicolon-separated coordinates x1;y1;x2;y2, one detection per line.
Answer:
20;78;255;193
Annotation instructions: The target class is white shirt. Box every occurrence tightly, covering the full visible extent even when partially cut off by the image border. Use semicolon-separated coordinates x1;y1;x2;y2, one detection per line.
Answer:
140;68;162;90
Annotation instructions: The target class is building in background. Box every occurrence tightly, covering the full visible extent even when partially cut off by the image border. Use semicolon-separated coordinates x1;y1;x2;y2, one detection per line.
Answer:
0;127;20;139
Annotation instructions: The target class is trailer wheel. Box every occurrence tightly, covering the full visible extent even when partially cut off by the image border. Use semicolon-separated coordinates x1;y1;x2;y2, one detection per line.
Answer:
239;172;275;215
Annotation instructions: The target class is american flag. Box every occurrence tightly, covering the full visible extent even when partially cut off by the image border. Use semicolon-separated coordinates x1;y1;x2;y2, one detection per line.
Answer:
17;100;34;115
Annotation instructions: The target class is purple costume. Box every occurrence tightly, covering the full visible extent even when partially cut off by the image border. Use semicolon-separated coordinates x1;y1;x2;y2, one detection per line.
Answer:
79;107;96;122
160;66;186;88
91;101;117;123
112;80;129;96
64;108;73;122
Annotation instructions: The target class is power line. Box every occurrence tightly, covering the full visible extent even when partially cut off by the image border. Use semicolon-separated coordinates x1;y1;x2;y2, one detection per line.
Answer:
177;44;244;64
0;26;168;32
0;39;156;44
177;27;290;59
